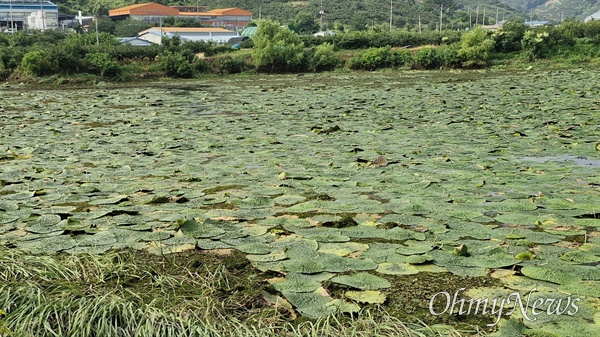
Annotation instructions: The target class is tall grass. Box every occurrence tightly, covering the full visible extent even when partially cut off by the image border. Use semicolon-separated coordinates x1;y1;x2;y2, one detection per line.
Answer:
0;248;485;337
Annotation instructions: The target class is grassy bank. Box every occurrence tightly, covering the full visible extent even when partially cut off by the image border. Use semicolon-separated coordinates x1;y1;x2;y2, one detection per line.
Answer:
0;248;481;337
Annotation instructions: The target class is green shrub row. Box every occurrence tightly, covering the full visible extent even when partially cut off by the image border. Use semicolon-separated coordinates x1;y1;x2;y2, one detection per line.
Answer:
301;30;462;49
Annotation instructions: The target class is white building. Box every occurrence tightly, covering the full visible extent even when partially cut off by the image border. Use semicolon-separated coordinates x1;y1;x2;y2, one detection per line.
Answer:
584;10;600;22
138;27;240;44
27;10;57;30
0;0;58;30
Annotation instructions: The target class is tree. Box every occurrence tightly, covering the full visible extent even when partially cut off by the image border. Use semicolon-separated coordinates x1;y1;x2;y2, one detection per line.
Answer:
493;20;527;53
251;20;305;72
115;19;152;38
96;17;116;35
290;12;319;34
350;12;368;31
458;27;495;67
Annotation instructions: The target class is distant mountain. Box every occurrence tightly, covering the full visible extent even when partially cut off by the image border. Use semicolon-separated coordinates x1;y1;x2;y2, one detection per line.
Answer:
56;0;598;29
494;0;600;21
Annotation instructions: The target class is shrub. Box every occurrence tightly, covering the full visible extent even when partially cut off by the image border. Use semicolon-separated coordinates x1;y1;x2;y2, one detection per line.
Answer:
309;43;341;71
458;27;495;67
84;52;121;78
20;51;55;76
392;48;413;67
157;50;194;78
521;30;552;61
437;44;460;68
412;47;440;69
347;46;408;70
192;58;211;73
493;20;527;53
210;53;251;74
252;20;305;72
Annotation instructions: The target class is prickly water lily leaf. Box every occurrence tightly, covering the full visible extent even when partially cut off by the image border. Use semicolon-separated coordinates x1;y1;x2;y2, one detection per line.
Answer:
281;288;332;319
272;272;333;293
325;299;360;314
560;250;600;263
15;234;76;254
236;197;275;209
73;231;117;247
236;242;272;255
283;259;326;274
271;235;319;252
317;242;369;256
147;242;196;255
196;239;233;250
376;262;418;275
273;195;306;206
179;219;225;238
61;218;90;231
395;241;434;255
24;215;63;234
330;272;391;290
301;232;350;243
89;195;128;205
284;202;318;213
246;250;287;262
320;254;378;273
345;290;386;304
520;266;582;285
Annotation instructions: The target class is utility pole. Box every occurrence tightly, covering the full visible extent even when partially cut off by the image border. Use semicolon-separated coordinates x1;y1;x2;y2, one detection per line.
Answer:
95;18;99;45
469;7;472;28
319;0;324;32
9;0;14;31
482;6;486;25
496;8;499;24
439;4;443;32
40;0;46;30
475;4;479;25
389;0;393;31
258;2;262;20
418;14;421;33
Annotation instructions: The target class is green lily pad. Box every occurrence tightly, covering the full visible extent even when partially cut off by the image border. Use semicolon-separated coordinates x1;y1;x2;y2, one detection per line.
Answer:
345;290;386;304
520;266;582;285
282;288;333;319
179;219;225;238
395;240;434;255
376;262;418;275
330;272;391;290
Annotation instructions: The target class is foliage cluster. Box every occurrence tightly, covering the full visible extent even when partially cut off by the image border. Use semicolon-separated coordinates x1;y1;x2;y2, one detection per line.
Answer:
2;18;600;81
301;30;462;49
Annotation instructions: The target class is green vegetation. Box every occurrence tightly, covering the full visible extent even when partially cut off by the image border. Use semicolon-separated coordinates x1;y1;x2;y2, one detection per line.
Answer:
2;18;600;82
1;248;474;336
1;68;600;335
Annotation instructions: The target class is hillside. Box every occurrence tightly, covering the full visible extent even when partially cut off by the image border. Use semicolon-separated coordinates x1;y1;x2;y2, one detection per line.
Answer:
55;0;598;29
496;0;600;21
56;0;523;30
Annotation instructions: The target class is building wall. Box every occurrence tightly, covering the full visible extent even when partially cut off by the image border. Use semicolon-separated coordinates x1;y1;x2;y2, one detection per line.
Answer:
27;10;58;29
0;1;58;30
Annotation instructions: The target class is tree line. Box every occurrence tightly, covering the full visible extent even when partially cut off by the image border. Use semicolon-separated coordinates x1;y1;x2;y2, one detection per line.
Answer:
1;19;600;82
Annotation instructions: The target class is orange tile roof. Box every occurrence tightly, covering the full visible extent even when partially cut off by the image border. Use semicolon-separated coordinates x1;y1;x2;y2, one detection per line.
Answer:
179;7;252;16
140;27;236;34
109;2;179;17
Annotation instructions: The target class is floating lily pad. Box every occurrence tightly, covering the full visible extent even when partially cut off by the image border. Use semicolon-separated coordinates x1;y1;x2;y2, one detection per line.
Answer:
179;219;225;238
345;290;386;304
330;272;391;290
520;266;581;285
376;262;418;275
